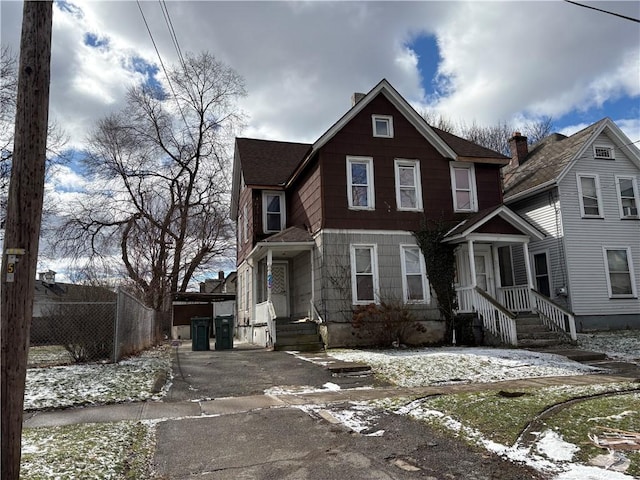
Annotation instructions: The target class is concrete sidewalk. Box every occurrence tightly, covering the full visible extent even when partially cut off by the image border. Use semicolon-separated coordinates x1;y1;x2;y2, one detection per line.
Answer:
23;371;637;428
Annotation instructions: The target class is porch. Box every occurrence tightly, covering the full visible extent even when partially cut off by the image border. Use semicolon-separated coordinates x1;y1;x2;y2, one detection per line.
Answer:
244;226;324;351
445;206;576;347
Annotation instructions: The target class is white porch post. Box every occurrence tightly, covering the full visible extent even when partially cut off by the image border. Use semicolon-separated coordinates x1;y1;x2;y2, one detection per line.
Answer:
492;245;502;300
310;249;315;320
522;241;535;311
267;249;273;303
467;239;477;288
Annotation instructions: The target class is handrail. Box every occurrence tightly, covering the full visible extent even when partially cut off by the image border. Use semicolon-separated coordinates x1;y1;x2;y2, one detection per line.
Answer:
257;301;277;347
531;289;577;341
473;287;518;346
310;300;324;324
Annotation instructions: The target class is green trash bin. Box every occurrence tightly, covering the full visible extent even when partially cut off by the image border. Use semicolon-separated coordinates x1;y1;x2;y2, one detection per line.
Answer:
214;315;234;350
191;317;211;351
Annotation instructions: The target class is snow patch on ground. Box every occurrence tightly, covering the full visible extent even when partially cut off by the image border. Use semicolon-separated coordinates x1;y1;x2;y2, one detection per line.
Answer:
329;347;601;387
536;430;580;461
24;346;172;410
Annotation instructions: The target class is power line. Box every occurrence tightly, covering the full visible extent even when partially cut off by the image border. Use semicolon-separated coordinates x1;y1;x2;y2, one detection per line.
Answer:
136;0;194;146
564;0;640;23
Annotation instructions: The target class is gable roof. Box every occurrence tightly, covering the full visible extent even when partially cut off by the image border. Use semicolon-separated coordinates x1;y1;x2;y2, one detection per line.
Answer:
235;137;311;187
231;78;512;216
443;205;544;243
286;79;509;187
503;118;640;202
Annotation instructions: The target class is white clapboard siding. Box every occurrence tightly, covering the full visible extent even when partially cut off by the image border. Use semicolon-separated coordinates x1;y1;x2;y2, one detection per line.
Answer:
558;132;640;316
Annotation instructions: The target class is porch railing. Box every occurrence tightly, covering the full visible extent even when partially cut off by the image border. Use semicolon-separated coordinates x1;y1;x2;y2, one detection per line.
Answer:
497;285;531;312
256;301;277;347
456;286;475;313
531;289;577;341
473;287;518;346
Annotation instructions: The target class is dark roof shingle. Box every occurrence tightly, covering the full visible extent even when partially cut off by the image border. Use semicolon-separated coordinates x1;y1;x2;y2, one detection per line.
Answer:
503;120;606;199
235;138;311;187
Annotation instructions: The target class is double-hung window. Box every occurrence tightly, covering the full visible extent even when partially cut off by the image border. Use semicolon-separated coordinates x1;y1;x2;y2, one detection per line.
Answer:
262;191;285;233
395;159;423;211
400;245;429;303
603;247;637;298
346;156;375;210
450;162;478;212
372;115;393;138
577;174;603;218
350;244;379;304
616;176;639;219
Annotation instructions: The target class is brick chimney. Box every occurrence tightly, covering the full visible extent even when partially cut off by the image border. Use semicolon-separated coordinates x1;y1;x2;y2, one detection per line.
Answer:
508;132;528;167
351;92;366;107
218;270;225;281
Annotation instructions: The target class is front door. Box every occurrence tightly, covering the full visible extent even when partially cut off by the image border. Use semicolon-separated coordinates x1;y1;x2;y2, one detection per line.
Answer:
270;262;289;318
533;252;551;297
474;251;495;296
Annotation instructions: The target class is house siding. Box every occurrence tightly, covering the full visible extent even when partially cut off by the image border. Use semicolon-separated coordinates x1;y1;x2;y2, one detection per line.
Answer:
319;94;503;231
509;189;570;308
289;160;322;233
558;133;640;322
319;229;440;321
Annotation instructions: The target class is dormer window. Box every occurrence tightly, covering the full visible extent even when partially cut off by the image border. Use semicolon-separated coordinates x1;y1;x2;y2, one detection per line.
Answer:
262;191;285;233
594;145;614;160
372;115;393;138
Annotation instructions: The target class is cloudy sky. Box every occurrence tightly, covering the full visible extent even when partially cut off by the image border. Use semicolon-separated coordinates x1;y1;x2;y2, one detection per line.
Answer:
1;0;639;278
2;0;639;148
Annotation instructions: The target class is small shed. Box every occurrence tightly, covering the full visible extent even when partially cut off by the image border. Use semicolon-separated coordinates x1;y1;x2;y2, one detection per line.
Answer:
171;292;236;340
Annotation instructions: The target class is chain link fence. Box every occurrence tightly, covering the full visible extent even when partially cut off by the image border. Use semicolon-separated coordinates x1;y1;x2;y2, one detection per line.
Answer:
29;288;168;366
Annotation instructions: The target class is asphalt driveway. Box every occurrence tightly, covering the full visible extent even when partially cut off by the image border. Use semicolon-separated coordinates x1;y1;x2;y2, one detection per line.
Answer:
163;341;387;402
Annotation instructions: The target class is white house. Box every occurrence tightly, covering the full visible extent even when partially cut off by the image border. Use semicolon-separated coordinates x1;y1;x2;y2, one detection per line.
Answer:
503;118;640;331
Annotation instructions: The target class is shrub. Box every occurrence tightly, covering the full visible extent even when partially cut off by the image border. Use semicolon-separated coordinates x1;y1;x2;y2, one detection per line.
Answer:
351;300;426;347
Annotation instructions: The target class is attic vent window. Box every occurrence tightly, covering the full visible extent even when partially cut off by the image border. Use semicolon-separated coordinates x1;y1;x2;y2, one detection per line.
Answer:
372;115;393;138
594;145;614;159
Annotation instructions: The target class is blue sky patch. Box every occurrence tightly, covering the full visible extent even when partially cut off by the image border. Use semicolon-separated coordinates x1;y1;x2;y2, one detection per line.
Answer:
84;33;109;50
55;1;83;19
407;34;441;97
129;56;165;99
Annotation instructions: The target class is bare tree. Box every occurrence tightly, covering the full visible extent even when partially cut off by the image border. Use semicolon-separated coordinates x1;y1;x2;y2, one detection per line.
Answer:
421;108;554;156
56;52;246;311
1;46;69;229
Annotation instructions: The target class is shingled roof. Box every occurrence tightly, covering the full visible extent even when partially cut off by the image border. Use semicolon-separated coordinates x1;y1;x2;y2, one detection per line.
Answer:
503;119;606;200
432;127;510;163
235;137;311;187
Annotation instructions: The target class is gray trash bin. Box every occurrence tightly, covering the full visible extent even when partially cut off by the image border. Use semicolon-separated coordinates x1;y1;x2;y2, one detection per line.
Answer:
191;317;211;351
214;315;234;350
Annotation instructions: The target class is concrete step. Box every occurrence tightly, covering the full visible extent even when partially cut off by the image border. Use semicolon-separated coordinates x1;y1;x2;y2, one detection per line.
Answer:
274;340;324;352
276;323;318;335
518;337;569;348
534;348;607;362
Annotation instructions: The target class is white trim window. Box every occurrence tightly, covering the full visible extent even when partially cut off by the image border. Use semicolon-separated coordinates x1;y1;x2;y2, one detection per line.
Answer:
262;191;285;233
576;174;603;218
372;114;393;138
395;159;423;211
346;156;375;210
615;176;639;219
400;245;429;303
350;244;379;304
450;162;478;212
603;247;637;298
593;145;615;160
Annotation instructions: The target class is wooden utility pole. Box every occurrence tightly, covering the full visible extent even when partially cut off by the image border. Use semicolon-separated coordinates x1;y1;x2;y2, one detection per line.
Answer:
1;2;53;479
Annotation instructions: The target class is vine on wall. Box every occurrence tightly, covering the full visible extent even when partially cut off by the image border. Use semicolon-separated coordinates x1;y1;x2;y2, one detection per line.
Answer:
413;219;458;338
